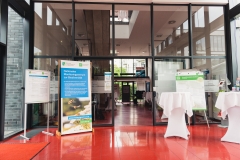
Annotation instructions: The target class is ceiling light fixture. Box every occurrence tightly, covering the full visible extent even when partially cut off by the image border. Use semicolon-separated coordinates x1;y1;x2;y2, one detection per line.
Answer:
83;44;88;47
168;20;176;24
156;34;162;37
116;44;120;46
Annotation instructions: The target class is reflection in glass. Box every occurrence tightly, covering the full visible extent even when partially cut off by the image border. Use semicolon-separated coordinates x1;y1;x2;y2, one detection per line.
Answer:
114;5;151;56
34;3;72;56
154;59;190;123
75;4;111;56
91;59;113;125
230;17;240;80
193;58;226;121
32;58;68;127
192;6;225;56
154;6;189;56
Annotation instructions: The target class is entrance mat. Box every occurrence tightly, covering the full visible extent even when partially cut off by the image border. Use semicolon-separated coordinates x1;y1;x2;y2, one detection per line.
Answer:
0;142;49;160
14;128;45;140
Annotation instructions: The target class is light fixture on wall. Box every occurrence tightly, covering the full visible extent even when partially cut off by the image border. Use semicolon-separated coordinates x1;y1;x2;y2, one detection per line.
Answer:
168;20;176;24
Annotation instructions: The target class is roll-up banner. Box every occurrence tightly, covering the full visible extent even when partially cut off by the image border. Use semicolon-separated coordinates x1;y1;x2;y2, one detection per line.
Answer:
60;60;92;135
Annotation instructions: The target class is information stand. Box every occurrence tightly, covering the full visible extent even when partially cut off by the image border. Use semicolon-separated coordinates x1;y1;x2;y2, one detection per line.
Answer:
176;69;209;128
59;60;92;135
21;69;52;140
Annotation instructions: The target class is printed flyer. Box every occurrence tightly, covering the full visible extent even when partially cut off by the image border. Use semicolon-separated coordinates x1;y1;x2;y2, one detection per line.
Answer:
176;71;206;110
60;60;92;135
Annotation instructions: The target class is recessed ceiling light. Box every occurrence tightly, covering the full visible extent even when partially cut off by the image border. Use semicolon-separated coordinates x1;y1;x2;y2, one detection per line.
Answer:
156;34;162;37
168;20;176;24
77;34;85;37
69;19;77;22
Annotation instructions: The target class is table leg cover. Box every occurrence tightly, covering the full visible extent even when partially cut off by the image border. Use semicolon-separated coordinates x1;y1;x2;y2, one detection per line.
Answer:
164;108;190;140
221;106;240;144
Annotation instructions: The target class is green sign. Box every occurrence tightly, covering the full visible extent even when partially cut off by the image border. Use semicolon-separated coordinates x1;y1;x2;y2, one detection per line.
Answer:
176;75;204;81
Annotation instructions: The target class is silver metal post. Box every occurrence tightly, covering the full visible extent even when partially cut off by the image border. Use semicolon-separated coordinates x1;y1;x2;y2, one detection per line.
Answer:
204;110;210;128
20;104;30;140
42;103;54;136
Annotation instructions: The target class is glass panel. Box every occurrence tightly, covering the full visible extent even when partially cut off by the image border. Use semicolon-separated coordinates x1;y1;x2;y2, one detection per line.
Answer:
114;5;151;56
230;17;240;82
32;58;68;127
75;4;112;56
229;0;240;9
114;58;146;77
192;6;225;56
91;59;113;125
193;58;226;123
34;3;72;56
154;6;189;56
154;59;190;123
4;7;24;137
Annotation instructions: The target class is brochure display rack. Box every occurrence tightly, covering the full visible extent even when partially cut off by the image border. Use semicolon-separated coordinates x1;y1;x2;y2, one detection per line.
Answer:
21;69;52;140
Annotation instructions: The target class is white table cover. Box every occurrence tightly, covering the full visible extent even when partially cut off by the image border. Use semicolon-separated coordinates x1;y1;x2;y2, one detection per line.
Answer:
159;92;194;140
215;92;240;144
159;92;194;117
215;92;240;119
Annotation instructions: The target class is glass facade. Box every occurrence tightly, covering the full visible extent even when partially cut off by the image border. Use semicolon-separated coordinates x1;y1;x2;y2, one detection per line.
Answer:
32;3;228;127
0;1;233;139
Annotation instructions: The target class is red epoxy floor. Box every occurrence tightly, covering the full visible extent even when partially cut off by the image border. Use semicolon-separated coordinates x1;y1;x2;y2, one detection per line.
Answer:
2;125;240;160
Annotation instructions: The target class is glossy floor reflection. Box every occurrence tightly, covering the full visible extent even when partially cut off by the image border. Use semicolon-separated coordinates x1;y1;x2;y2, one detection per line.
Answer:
2;125;240;160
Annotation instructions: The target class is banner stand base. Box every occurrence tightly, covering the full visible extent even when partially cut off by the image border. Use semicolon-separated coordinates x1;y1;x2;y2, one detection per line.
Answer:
20;135;30;140
56;130;61;136
42;131;54;136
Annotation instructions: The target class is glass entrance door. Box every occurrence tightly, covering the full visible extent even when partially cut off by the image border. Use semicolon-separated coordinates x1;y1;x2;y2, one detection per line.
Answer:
74;58;114;126
153;59;190;124
4;7;24;137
